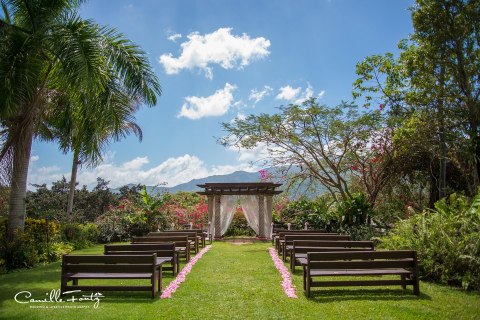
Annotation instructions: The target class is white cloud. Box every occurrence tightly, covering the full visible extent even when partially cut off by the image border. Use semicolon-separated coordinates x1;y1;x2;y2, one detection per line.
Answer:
293;85;314;104
318;90;326;99
178;83;236;120
276;86;302;101
159;27;271;79
30;155;39;162
28;154;257;189
276;84;321;104
167;33;182;42
249;85;273;104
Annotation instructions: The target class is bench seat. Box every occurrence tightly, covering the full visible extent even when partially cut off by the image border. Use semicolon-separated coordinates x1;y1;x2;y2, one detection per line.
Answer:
310;268;412;276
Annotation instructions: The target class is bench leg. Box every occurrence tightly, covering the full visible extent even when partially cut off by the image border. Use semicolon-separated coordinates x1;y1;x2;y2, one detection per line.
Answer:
302;267;306;291
401;275;406;290
73;279;78;286
306;276;311;298
158;266;163;294
413;276;420;296
61;277;67;294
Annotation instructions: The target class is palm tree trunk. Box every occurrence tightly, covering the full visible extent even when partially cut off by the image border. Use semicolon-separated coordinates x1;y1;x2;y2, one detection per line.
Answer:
66;149;79;219
7;117;35;240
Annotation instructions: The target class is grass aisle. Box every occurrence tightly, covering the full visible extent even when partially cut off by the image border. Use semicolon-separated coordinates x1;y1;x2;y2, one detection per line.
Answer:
0;242;479;320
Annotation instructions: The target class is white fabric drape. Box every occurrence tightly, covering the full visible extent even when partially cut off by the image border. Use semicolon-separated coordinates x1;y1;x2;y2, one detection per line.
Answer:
239;195;259;234
219;195;238;235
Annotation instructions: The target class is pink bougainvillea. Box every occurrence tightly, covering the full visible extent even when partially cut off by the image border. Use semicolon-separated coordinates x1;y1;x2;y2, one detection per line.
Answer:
160;245;212;299
268;247;297;298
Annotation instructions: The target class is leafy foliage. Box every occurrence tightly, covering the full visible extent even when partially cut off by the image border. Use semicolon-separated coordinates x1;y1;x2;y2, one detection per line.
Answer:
381;193;480;290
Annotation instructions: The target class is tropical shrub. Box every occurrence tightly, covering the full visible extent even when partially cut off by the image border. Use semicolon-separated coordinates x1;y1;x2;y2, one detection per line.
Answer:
0;218;74;271
279;197;333;229
381;193;480;290
61;223;99;249
337;193;373;226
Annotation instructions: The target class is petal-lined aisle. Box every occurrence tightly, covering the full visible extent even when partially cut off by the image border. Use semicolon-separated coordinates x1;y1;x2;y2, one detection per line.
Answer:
268;247;298;298
161;245;212;299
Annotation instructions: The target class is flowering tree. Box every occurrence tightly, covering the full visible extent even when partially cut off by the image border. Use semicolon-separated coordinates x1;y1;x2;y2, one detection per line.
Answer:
222;98;392;206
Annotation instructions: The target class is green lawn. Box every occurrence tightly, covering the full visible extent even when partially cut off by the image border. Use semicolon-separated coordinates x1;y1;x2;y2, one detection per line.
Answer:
0;242;479;320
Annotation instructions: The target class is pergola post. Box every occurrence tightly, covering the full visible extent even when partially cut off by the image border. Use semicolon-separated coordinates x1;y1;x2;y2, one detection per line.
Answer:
258;195;265;238
207;195;214;236
265;195;273;239
214;195;221;239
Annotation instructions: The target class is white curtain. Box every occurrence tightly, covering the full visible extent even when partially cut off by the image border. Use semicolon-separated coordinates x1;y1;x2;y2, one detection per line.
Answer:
239;195;259;234
219;195;238;235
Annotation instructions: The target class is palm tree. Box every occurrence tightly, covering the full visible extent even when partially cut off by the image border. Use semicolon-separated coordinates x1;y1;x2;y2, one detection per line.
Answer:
0;0;161;238
43;78;146;219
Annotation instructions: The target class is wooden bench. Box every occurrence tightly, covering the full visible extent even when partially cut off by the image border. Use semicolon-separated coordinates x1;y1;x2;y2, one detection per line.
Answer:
148;231;199;254
104;243;179;275
282;234;350;261
61;254;163;298
132;236;191;262
165;229;207;247
291;240;375;272
303;250;420;297
274;230;328;250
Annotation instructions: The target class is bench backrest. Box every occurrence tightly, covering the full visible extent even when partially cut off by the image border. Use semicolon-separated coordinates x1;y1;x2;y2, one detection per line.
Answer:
147;232;197;241
164;229;204;235
278;230;329;236
284;234;350;244
293;240;374;253
307;250;417;270
62;254;156;274
131;236;189;247
104;243;175;258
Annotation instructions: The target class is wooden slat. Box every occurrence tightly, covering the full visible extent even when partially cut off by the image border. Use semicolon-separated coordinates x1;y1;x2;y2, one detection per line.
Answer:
67;273;153;279
310;280;413;287
65;264;153;273
105;244;174;251
309;268;412;276
308;250;415;261
132;236;187;243
293;240;374;248
309;260;414;269
285;235;351;242
64;254;154;264
64;285;152;291
294;247;373;253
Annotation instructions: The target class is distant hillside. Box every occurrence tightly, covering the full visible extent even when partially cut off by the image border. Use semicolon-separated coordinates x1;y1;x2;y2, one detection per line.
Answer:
109;170;261;194
110;168;327;198
169;170;261;193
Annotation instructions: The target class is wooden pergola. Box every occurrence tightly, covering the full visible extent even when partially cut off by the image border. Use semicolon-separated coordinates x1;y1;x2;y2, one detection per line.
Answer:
197;182;282;239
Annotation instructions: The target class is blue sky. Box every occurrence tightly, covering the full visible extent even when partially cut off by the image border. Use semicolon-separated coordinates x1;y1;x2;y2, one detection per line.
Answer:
28;0;414;189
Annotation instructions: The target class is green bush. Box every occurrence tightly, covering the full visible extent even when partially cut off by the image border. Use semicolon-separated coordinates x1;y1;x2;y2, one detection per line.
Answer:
333;225;383;242
279;198;333;229
61;223;99;249
381;193;480;290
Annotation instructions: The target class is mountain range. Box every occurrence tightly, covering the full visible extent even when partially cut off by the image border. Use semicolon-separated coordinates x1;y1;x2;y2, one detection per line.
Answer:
110;170;262;194
110;169;327;198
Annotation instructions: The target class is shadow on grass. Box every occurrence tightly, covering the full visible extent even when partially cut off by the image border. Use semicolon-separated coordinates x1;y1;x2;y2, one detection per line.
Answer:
306;288;432;303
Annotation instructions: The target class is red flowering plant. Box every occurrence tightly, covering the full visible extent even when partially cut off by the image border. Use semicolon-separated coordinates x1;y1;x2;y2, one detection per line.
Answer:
159;192;208;230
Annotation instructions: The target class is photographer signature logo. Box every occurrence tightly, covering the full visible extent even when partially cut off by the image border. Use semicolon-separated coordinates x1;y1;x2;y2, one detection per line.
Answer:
15;289;104;309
